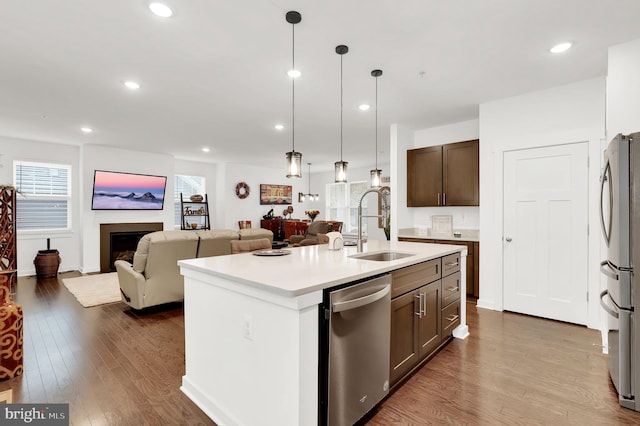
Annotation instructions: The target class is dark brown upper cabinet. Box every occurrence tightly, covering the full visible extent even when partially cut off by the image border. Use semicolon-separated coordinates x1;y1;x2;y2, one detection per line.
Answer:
407;139;479;207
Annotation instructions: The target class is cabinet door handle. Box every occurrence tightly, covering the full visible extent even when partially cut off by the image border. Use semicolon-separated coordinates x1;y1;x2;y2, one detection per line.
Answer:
446;286;459;292
414;294;422;318
443;193;446;205
421;292;426;317
446;314;459;322
437;193;441;206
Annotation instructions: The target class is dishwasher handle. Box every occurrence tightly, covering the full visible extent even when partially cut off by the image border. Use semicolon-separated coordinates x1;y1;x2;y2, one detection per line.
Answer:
332;284;390;313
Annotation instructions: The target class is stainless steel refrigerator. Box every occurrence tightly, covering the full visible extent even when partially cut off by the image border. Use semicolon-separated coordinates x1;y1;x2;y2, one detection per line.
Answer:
600;131;640;411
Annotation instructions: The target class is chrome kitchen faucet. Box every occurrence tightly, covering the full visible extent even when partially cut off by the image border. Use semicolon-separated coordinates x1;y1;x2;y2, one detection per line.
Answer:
357;186;390;252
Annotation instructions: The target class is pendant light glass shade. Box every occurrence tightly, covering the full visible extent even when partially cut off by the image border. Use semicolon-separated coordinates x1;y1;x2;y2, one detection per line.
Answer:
370;169;382;187
285;11;302;178
286;151;302;178
335;45;349;183
335;161;348;183
370;69;383;187
298;163;319;201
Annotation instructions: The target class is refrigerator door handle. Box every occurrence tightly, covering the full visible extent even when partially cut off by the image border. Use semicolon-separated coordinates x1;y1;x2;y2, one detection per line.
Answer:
599;289;619;319
600;260;619;281
599;161;613;245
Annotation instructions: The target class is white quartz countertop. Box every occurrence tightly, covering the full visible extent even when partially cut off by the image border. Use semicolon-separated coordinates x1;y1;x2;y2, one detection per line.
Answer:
398;227;480;242
178;239;465;297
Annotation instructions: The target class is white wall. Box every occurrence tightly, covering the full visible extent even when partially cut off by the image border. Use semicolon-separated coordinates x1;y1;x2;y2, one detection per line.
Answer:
0;136;82;275
219;163;307;231
606;38;640;138
409;119;480;230
80;144;175;273
390;123;414;240
479;77;606;330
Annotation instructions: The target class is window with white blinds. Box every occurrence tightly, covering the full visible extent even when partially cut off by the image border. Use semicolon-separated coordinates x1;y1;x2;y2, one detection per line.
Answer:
14;161;72;231
174;175;205;227
325;181;368;234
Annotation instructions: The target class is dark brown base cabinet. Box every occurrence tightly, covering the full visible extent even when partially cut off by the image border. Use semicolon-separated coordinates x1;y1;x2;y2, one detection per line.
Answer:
390;254;461;386
399;238;479;298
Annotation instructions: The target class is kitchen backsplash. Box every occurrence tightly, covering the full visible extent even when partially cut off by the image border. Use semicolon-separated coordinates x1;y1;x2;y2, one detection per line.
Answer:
410;206;479;230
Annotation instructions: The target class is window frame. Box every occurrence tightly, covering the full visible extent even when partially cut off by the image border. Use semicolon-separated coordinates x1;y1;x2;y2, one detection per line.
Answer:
13;160;72;232
325;180;369;235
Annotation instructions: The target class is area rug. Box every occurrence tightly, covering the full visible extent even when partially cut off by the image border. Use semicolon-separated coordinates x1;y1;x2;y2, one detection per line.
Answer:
62;272;121;308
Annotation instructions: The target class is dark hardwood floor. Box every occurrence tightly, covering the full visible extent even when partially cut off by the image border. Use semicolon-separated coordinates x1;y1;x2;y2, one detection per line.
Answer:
3;272;640;425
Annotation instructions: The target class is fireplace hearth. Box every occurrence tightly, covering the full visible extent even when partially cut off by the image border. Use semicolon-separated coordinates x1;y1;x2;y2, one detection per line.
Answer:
99;222;163;272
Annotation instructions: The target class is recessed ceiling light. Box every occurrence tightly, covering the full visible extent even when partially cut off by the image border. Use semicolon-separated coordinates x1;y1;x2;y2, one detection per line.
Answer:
149;3;173;18
80;127;93;133
287;69;301;78
202;147;210;153
274;124;284;130
124;81;140;90
359;104;370;111
550;42;572;53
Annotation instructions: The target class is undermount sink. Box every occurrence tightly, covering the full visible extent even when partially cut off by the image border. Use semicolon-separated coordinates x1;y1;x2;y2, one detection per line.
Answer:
349;251;415;261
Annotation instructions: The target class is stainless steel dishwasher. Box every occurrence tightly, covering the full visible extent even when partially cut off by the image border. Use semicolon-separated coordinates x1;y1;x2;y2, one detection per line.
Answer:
319;274;391;426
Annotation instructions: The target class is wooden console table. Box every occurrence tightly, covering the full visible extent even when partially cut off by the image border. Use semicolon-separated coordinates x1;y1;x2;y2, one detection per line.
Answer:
261;219;310;241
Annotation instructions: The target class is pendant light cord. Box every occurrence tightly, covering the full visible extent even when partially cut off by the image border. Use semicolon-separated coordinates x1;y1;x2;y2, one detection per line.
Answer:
291;23;295;152
375;75;378;170
340;53;343;162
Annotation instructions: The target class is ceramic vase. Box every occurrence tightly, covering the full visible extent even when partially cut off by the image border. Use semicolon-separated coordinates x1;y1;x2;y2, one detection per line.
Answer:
0;274;23;379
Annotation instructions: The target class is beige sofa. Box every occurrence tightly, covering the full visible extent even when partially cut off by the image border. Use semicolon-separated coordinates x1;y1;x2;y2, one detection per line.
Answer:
115;228;273;309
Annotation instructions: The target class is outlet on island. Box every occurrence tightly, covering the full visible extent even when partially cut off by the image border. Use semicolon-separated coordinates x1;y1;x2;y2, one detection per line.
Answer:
242;314;253;341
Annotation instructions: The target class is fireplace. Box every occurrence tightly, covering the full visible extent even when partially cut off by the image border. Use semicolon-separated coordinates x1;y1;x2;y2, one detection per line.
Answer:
99;222;163;272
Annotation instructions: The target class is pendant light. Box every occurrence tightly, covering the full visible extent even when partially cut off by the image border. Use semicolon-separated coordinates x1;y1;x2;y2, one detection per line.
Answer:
334;45;349;183
285;11;302;178
370;69;383;187
298;163;319;202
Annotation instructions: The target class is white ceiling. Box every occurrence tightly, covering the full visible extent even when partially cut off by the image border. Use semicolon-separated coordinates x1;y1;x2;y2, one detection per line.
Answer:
2;0;640;173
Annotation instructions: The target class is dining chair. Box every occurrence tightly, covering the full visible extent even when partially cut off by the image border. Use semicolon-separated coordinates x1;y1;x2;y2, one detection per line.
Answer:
238;220;252;229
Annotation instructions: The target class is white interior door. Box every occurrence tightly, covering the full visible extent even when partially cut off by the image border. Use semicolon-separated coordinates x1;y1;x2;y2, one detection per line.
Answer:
503;143;588;325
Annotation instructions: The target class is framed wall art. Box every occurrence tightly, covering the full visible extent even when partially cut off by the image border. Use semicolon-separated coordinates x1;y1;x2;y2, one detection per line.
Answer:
260;184;292;205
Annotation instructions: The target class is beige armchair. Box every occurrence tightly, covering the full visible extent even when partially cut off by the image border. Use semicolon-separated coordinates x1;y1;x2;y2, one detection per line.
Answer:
289;221;332;246
115;230;199;310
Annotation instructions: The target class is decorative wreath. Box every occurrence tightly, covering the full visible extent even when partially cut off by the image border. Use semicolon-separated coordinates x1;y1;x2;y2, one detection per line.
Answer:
235;182;250;199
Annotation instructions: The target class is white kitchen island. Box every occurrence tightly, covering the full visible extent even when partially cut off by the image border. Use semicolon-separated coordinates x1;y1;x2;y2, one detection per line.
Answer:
178;239;469;426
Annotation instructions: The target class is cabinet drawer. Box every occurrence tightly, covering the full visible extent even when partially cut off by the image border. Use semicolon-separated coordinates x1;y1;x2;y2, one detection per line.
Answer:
442;252;461;276
391;259;440;298
441;271;461;307
441;301;461;337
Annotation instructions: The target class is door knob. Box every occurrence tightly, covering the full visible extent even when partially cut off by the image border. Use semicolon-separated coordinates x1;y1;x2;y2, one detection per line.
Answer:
505;237;512;242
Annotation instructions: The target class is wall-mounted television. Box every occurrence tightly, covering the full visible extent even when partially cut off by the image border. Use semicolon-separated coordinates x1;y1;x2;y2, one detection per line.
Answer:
91;170;167;210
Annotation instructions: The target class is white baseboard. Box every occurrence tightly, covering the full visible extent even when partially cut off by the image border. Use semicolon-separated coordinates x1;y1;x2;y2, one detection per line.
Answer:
476;298;499;311
181;376;238;426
